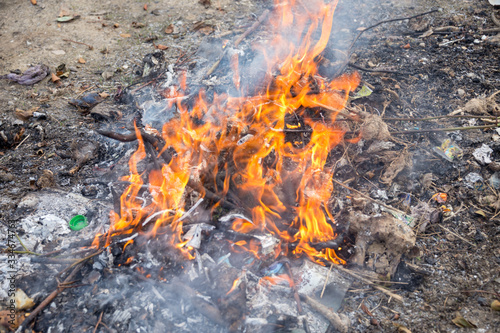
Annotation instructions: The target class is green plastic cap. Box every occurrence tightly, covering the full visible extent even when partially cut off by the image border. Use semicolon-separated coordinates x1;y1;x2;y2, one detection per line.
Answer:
69;215;88;231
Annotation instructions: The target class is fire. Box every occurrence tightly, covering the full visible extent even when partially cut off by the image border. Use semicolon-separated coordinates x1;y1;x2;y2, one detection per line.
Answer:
93;0;360;265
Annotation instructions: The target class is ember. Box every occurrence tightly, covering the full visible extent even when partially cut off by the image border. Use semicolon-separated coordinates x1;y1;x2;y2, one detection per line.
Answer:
93;0;360;266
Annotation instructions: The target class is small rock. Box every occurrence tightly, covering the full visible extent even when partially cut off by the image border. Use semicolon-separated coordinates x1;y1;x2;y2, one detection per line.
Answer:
101;71;114;80
457;88;465;97
477;297;488;306
0;171;15;182
52;50;66;56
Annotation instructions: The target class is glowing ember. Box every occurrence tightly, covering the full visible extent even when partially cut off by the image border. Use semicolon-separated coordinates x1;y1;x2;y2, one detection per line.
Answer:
93;0;360;265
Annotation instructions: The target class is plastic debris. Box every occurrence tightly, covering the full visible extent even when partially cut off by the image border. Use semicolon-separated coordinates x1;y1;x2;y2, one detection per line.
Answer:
385;208;415;227
433;138;463;162
1;64;50;85
472;144;493;165
490;172;500;190
352;84;373;100
69;215;88;231
69;92;105;109
431;192;447;204
464;172;484;189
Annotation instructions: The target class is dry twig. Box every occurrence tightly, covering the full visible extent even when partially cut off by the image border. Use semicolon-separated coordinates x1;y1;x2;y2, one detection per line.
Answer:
17;262;85;332
300;294;349;333
334;265;403;303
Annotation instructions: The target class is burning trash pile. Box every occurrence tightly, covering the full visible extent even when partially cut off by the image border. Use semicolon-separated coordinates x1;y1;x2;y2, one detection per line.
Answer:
2;0;425;332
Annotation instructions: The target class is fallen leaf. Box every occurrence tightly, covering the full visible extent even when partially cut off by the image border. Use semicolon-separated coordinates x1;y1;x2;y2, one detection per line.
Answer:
165;24;174;34
452;313;477;328
14;128;25;143
15;107;39;121
143;4;148;11
475;210;487;217
402;43;411;49
14;289;35;310
132;22;145;28
154;43;168;50
99;92;110;98
31;0;37;5
492;300;500;311
393;323;411;333
120;33;131;38
360;302;374;317
57;15;80;23
420;29;434;38
78;57;86;64
51;73;61;82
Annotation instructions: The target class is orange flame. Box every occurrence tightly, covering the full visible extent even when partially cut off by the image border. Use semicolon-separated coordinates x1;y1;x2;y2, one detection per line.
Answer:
93;0;359;265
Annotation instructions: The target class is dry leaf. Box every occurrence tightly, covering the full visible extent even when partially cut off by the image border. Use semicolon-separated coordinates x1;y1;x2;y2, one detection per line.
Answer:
360;302;374;317
420;29;434;38
78;57;86;64
452;313;477;328
99;92;110;98
120;33;131;38
143;4;148;11
154;43;168;50
14;128;25;143
132;22;145;28
15;107;39;121
30;0;37;5
51;73;61;82
0;310;26;330
380;150;412;185
165;24;174;34
393;323;412;333
14;289;35;310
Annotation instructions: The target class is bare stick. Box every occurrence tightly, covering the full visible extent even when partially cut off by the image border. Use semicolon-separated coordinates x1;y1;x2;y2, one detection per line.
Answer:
390;124;499;135
334;265;403;303
14;134;30;150
300;294;349;333
384;115;500;121
16;262;85;332
62;39;94;50
438;225;476;247
93;311;104;333
348;9;439;54
331;179;406;216
96;129;238;211
204;9;270;78
348;62;412;75
234;10;270;48
333;8;439;77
